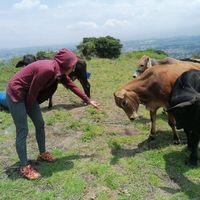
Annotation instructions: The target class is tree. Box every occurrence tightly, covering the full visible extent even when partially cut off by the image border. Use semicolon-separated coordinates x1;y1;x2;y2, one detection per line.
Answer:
77;38;97;59
95;36;122;58
77;36;123;59
36;51;54;59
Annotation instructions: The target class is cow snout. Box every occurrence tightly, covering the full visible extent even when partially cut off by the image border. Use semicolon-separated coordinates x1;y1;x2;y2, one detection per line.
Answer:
133;73;137;78
129;112;138;121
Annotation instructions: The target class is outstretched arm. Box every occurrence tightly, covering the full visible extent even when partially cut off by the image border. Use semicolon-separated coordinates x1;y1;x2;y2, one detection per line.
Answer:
60;75;99;109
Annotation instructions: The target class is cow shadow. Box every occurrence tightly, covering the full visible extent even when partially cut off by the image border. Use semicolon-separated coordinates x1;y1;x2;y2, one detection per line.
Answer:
162;149;200;198
110;130;186;165
136;111;168;125
5;154;94;180
41;103;86;113
135;115;150;124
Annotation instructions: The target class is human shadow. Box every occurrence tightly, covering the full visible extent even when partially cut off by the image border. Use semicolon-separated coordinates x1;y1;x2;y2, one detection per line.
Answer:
162;149;200;198
5;154;94;180
41;103;86;113
110;130;186;165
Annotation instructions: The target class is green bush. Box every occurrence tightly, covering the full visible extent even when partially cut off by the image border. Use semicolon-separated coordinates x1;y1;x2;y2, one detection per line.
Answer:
77;40;97;60
120;48;168;60
77;36;123;59
36;50;54;59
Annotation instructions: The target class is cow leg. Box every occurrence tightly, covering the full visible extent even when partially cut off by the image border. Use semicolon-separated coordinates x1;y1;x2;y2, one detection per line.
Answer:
187;131;199;166
184;129;192;150
148;110;157;141
168;113;181;144
73;59;90;98
78;78;91;98
48;96;53;109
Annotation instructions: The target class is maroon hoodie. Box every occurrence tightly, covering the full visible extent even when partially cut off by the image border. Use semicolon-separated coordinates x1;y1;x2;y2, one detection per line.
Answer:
7;48;90;110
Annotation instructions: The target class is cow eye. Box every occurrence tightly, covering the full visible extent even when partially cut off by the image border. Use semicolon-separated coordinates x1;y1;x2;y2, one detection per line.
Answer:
122;100;128;107
140;64;144;68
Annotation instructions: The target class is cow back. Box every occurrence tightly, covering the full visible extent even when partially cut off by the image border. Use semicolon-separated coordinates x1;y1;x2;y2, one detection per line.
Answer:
169;70;200;130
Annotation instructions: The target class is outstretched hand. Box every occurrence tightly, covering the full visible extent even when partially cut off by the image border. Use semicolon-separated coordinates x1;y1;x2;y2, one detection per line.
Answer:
89;100;100;110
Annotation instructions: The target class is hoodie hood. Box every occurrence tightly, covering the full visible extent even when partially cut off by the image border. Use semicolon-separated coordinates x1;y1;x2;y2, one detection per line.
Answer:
54;48;78;74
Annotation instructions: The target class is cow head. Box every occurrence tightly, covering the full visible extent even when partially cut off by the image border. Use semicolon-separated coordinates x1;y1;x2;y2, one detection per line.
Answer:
15;54;36;68
23;54;36;66
114;89;140;120
133;55;152;78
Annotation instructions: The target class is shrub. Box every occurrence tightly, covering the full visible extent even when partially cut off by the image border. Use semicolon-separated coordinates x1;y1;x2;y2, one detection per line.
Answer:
77;36;123;59
36;51;54;59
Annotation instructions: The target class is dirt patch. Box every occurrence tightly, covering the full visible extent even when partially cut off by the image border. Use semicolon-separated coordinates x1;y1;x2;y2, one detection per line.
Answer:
69;106;86;120
82;185;113;200
105;124;138;136
44;125;84;151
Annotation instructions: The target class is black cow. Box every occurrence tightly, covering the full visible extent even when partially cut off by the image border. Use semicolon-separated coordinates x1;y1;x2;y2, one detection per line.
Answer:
168;70;200;166
15;54;37;68
15;54;91;108
180;58;200;63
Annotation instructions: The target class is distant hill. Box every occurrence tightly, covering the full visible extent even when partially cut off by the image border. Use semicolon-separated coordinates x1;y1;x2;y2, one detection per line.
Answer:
0;43;76;61
123;35;200;58
0;35;200;61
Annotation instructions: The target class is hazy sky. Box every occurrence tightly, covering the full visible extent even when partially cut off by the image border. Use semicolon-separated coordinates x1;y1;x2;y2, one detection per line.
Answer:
1;0;200;48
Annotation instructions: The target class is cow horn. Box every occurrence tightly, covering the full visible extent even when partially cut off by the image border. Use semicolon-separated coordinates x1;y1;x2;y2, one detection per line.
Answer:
167;102;192;112
167;97;198;112
114;89;127;99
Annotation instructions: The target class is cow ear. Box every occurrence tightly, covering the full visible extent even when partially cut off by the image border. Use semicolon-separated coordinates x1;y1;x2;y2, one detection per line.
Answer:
114;89;127;99
147;58;152;68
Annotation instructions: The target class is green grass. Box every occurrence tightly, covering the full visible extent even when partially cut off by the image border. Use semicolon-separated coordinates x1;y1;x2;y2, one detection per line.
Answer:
1;49;200;200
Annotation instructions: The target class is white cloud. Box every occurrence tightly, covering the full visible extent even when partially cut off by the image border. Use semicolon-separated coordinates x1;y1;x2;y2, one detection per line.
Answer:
1;0;200;48
13;0;48;10
78;21;98;29
103;19;129;28
67;21;98;30
39;4;48;10
14;0;40;9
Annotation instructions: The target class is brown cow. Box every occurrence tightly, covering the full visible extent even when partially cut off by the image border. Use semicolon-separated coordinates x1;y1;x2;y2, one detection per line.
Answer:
133;55;200;78
114;61;200;144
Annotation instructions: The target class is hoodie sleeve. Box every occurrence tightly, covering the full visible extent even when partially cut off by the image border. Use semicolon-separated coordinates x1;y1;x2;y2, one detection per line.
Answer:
60;75;90;103
26;69;55;110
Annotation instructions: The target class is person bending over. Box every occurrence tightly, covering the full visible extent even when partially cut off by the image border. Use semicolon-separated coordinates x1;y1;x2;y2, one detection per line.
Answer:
6;48;99;180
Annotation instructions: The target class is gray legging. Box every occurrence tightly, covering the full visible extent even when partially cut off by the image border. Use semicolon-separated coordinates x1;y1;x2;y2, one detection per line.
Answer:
6;93;46;166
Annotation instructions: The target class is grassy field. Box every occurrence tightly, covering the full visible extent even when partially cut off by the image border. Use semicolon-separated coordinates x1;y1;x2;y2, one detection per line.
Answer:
0;50;200;200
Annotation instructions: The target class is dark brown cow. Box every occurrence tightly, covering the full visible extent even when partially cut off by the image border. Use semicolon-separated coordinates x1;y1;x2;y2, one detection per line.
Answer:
114;61;200;144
